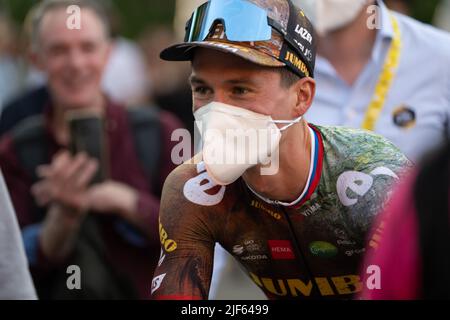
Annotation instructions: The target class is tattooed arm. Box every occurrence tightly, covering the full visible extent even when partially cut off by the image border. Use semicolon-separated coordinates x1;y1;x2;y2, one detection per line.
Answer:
151;161;227;300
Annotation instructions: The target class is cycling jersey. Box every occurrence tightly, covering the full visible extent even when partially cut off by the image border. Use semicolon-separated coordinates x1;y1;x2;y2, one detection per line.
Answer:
151;124;411;300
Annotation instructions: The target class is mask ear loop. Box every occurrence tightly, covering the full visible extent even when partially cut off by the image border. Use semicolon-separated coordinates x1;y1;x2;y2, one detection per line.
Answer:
273;116;303;132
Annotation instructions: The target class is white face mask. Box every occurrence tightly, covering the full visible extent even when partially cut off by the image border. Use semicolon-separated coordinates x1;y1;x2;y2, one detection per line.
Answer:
294;0;369;36
194;102;302;186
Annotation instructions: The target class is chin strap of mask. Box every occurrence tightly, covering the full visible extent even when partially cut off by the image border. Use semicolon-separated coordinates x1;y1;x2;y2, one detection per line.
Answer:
273;116;303;132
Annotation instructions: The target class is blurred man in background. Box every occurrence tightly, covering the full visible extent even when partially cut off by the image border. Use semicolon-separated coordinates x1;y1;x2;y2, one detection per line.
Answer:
0;0;182;299
295;0;450;162
0;0;153;134
0;12;22;113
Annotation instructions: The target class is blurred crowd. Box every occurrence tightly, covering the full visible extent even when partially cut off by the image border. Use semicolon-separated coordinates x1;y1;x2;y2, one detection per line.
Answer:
0;0;192;300
0;0;449;300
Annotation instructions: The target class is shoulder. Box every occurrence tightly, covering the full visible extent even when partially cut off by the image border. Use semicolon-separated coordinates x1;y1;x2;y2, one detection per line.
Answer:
126;106;184;133
394;13;450;101
316;125;406;156
0;133;15;159
0;86;48;135
159;109;184;131
0;113;46;158
0;133;28;183
396;12;450;58
2;86;49;112
159;157;232;242
314;124;412;180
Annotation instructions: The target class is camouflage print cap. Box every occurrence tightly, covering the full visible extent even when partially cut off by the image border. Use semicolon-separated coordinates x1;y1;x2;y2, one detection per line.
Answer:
160;0;316;78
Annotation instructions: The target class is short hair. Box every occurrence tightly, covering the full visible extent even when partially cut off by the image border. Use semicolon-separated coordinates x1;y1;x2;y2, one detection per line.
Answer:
277;67;302;88
28;0;111;52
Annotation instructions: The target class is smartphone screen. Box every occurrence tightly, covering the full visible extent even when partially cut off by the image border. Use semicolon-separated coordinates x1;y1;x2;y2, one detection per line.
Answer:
66;110;109;184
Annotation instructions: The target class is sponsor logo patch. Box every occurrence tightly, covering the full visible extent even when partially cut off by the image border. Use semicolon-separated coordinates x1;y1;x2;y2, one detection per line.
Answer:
183;162;226;206
233;240;267;261
268;240;295;260
393;105;416;128
249;272;362;297
159;219;177;253
151;273;166;295
284;50;310;77
309;241;338;258
251;200;282;220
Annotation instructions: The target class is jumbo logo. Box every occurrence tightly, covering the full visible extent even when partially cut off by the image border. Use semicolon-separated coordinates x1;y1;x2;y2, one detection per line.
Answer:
159;219;177;253
251;200;282;220
284;51;310;77
249;273;362;297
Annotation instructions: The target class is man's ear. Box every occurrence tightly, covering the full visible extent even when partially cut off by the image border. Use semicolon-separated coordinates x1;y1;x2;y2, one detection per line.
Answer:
293;77;315;116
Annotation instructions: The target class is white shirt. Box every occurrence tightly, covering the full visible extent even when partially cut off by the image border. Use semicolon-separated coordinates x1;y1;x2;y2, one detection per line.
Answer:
306;1;450;162
0;170;37;300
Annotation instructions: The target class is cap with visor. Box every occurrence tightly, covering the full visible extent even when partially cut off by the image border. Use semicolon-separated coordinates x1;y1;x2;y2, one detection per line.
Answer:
161;0;317;78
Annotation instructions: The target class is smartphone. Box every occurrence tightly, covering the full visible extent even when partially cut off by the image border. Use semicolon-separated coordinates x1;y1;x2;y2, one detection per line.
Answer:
66;110;109;184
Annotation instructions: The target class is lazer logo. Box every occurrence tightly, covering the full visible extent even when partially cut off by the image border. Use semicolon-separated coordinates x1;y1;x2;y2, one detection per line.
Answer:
294;25;312;44
249;273;362;297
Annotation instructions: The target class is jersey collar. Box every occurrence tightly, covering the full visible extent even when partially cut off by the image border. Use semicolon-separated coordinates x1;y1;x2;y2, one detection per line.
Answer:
245;124;324;208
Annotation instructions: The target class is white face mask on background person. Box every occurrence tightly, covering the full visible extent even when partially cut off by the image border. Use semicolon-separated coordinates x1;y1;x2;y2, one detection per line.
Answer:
294;0;369;36
194;102;302;186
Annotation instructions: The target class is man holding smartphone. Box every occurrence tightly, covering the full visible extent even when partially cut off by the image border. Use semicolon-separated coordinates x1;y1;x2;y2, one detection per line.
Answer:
0;0;182;299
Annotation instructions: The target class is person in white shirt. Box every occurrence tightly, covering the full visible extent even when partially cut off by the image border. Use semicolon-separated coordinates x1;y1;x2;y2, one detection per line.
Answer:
0;170;37;300
295;0;450;162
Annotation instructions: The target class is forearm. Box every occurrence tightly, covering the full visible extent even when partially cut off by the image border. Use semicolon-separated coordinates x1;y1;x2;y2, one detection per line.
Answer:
39;204;84;263
118;191;160;244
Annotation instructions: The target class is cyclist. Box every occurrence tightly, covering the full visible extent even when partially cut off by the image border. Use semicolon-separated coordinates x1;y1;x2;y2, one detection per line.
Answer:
151;0;411;300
